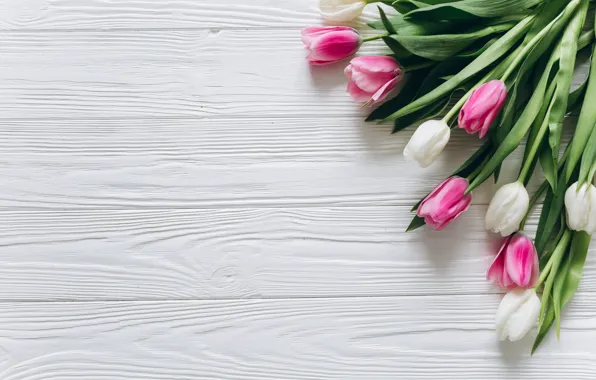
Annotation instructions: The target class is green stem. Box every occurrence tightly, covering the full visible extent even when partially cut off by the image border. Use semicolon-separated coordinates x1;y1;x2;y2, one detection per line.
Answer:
363;33;388;43
500;0;581;83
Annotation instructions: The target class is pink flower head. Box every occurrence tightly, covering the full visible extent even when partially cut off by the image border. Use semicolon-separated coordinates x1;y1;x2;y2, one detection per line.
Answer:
487;233;539;290
301;26;362;66
417;176;472;230
344;56;403;106
458;80;507;138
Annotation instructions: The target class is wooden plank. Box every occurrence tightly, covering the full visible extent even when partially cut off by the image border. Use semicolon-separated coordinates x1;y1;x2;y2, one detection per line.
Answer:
0;296;594;379
0;206;593;301
0;0;390;30
0;117;550;209
0;29;396;120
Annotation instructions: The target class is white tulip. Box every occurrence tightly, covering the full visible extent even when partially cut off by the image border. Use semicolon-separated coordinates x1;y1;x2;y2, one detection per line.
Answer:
485;182;529;237
319;0;367;22
564;182;596;234
403;120;450;168
496;289;541;342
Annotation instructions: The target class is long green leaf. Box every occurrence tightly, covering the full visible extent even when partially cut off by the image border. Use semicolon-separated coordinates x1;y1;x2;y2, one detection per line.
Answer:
369;13;455;35
383;15;534;121
565;42;596;181
538;229;571;331
548;0;588;177
578;123;596;184
552;231;591;339
384;22;515;61
404;0;543;22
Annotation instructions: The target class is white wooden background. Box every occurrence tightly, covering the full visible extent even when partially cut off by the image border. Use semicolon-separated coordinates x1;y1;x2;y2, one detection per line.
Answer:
0;0;595;379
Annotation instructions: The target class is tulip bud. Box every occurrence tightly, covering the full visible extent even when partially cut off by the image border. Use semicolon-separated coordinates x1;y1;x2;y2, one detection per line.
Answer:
485;182;529;237
319;0;367;22
564;182;596;234
403;120;450;168
458;80;507;138
495;289;541;341
344;56;403;106
487;233;539;289
417;176;472;230
301;26;362;66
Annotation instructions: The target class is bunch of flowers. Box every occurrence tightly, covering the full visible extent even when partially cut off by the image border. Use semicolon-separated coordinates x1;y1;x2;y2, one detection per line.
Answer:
304;0;596;352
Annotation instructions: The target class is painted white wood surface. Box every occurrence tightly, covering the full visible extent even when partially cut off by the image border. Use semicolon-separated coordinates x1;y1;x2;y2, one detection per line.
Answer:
0;0;594;378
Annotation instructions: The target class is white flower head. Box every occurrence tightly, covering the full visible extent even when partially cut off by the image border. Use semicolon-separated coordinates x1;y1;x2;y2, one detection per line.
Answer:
403;120;450;168
318;0;367;22
485;182;529;236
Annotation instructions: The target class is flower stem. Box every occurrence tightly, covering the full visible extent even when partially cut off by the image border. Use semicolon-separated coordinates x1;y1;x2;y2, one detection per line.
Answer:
363;33;389;43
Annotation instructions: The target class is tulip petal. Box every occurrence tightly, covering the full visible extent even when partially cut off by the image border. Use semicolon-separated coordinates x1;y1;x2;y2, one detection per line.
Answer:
369;77;398;104
495;289;533;339
350;56;401;74
506;291;540;341
347;80;373;102
505;233;537;288
487;236;510;288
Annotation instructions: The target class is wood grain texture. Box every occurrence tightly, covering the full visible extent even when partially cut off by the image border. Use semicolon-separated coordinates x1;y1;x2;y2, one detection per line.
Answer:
0;117;552;209
0;297;595;379
0;29;394;120
0;206;594;301
0;0;391;30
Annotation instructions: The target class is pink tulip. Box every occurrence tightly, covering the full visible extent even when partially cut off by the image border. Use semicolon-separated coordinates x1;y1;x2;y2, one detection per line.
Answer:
301;26;362;66
417;176;472;230
344;56;403;105
487;233;539;290
458;80;507;138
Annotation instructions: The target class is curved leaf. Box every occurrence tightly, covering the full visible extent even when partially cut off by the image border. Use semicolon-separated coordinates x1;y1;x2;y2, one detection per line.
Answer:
404;0;543;22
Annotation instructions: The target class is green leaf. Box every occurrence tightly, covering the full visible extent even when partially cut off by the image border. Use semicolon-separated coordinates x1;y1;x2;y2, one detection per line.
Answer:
535;174;569;254
532;301;555;354
384;22;515;61
539;136;557;190
561;231;591;306
392;94;452;133
519;79;558;185
548;0;589;178
404;0;543;22
392;0;454;14
551;231;589;341
406;215;426;232
578;124;596;184
383;15;535;121
381;36;413;58
565;43;596;181
368;13;455;35
538;230;570;333
377;6;397;35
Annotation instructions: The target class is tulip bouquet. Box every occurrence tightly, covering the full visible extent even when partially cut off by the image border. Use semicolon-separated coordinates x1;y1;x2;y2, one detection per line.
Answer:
305;0;596;352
